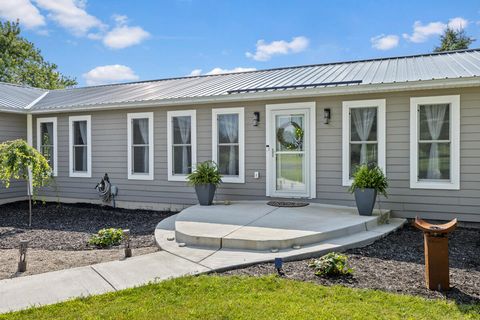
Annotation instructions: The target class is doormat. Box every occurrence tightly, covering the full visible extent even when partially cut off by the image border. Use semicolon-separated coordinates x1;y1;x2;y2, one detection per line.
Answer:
267;201;309;207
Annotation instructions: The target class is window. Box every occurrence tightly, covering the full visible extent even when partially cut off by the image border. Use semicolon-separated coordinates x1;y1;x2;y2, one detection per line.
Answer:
212;108;244;183
37;117;57;176
342;99;386;186
167;110;196;181
410;95;460;190
69;115;91;177
127;112;154;180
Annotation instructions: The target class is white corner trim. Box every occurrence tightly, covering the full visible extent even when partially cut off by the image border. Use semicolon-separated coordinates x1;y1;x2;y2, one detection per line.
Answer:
127;112;154;180
212;107;245;183
69;115;92;178
265;101;316;199
342;99;386;187
36;117;58;176
410;95;460;190
167;110;197;182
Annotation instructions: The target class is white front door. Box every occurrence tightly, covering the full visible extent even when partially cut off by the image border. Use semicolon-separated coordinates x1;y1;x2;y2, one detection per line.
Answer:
266;102;316;199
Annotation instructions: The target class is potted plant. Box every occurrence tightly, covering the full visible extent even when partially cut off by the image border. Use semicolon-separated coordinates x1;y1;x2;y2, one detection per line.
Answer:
187;160;222;206
348;164;388;216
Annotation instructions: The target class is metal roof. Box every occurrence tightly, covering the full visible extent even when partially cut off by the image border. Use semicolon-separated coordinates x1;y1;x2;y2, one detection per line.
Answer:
2;49;480;113
0;82;47;111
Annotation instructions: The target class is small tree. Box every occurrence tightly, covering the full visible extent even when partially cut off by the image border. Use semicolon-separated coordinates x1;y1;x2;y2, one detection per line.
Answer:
0;139;52;226
434;27;474;52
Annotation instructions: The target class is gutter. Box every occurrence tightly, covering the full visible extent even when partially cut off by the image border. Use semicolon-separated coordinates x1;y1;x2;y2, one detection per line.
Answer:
20;76;480;114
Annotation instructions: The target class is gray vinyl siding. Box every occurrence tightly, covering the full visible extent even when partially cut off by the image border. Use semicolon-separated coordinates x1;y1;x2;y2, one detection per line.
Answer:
33;87;480;222
0;112;27;201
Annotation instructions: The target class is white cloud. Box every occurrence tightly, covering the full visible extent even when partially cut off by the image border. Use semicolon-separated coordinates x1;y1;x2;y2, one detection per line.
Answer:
448;17;468;31
246;36;309;61
189;69;202;76
0;0;45;29
83;64;139;86
403;17;469;43
103;25;150;49
371;34;399;50
101;14;150;49
34;0;104;36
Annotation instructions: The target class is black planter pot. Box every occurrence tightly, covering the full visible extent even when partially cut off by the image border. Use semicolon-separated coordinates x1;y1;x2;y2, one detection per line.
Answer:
354;188;377;216
195;184;217;206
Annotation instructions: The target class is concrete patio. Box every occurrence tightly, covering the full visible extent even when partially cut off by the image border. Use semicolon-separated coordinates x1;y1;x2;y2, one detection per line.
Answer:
156;201;405;269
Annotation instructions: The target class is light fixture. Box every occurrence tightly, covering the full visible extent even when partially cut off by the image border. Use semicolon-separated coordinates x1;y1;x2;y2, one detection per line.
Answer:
253;112;260;126
323;108;331;124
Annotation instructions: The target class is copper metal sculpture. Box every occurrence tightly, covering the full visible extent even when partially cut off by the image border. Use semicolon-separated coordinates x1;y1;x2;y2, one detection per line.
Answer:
413;217;457;291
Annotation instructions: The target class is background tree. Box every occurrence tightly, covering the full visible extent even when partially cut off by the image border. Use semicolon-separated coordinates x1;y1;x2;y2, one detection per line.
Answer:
434;27;474;52
0;20;77;89
0;139;52;226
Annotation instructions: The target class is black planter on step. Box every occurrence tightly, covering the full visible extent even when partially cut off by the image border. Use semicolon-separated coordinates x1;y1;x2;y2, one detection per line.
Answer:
354;188;377;216
195;184;216;206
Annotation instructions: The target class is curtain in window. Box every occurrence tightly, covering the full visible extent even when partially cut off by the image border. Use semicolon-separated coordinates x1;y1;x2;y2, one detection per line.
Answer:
425;104;447;179
220;114;238;175
177;117;190;174
138;119;149;172
351;108;376;164
78;121;87;170
44;123;53;167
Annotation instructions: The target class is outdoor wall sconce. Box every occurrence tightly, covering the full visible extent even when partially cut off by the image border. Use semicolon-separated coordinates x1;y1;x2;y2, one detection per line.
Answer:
253;112;260;126
323;108;331;124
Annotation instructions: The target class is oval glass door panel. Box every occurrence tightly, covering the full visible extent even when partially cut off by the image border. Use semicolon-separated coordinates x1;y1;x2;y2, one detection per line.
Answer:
275;114;306;193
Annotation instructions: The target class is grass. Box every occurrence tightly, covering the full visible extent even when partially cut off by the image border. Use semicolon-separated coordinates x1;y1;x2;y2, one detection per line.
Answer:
2;275;479;320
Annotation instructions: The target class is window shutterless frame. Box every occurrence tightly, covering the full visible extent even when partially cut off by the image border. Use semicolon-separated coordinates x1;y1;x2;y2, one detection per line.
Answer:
167;110;197;181
127;112;154;180
36;117;57;176
342;99;386;187
212;107;245;183
410;95;460;190
69;115;91;178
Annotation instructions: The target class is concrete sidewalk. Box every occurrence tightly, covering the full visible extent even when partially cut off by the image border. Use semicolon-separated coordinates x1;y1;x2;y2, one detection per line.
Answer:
0;251;210;314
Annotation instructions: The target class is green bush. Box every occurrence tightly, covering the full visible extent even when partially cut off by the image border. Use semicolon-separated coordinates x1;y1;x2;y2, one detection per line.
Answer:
348;164;388;197
309;252;353;277
187;160;222;187
89;228;124;247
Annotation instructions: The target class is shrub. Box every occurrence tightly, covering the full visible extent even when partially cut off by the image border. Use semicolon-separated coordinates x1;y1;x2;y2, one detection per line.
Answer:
348;164;388;197
187;160;222;187
309;252;353;277
89;228;124;247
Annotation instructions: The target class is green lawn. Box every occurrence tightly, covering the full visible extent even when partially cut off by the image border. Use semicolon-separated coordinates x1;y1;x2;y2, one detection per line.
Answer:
2;275;479;320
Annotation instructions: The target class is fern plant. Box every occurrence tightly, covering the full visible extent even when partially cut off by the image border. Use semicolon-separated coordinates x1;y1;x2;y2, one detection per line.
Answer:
187;160;222;187
348;164;388;197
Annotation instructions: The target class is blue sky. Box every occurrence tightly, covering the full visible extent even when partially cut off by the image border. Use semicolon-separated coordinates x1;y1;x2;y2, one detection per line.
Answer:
1;0;480;86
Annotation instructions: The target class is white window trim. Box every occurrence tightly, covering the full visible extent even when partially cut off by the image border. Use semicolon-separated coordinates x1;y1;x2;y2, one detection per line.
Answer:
127;112;154;180
410;95;460;190
167;110;197;182
212;107;245;183
37;117;58;176
342;99;386;187
69;115;92;178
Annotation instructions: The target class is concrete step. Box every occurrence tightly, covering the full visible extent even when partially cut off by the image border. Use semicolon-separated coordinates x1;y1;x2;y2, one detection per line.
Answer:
172;202;390;251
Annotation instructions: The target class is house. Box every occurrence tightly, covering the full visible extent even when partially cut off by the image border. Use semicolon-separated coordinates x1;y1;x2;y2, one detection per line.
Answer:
1;49;480;222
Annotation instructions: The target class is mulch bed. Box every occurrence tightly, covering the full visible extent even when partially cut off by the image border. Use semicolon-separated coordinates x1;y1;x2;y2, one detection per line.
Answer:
222;224;480;304
0;201;173;250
